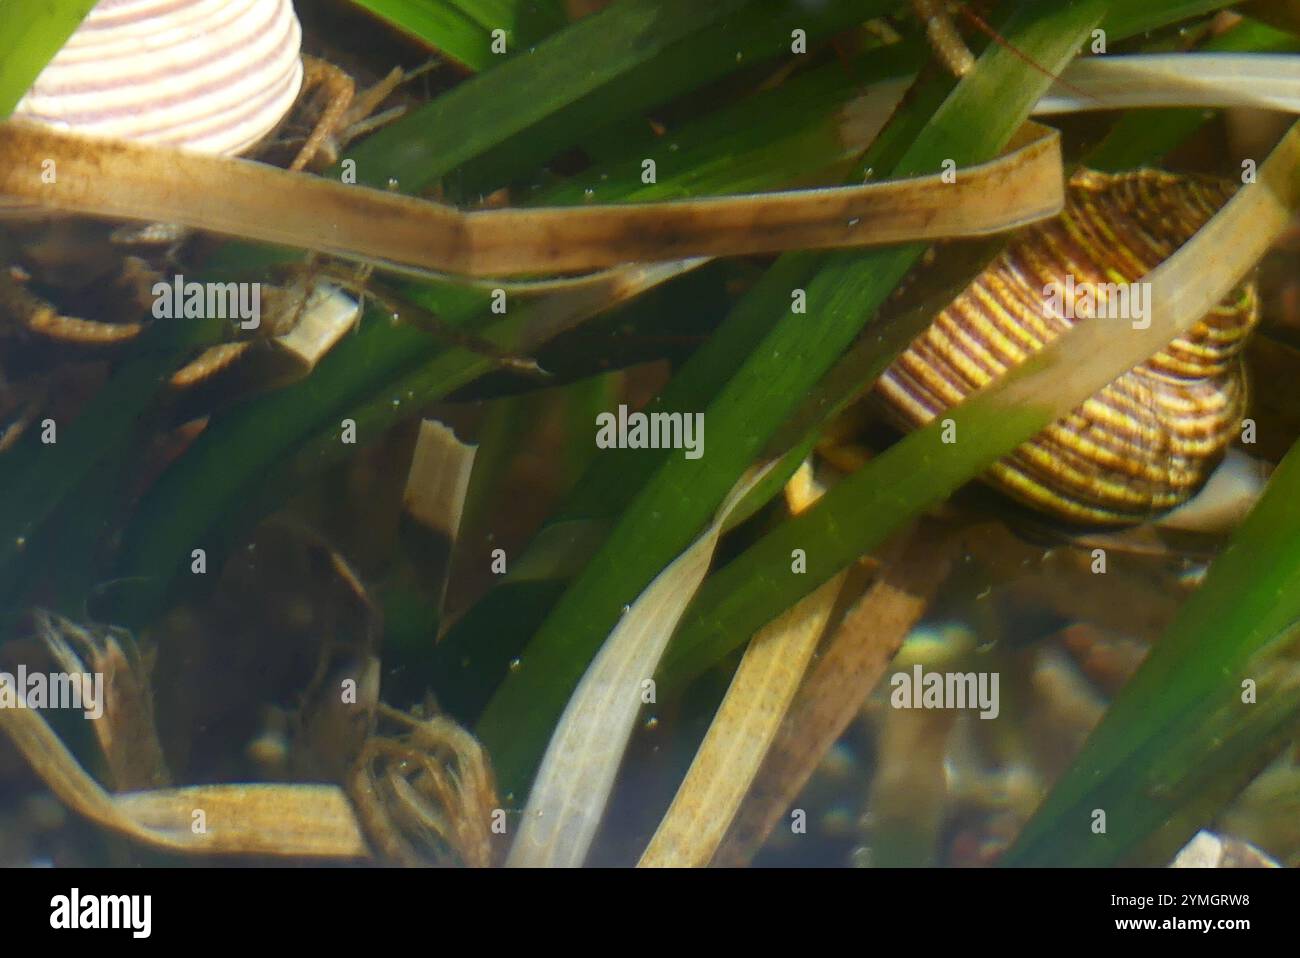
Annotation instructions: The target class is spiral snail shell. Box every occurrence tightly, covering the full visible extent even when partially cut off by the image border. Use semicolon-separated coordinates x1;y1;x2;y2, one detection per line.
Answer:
875;169;1258;525
12;0;303;156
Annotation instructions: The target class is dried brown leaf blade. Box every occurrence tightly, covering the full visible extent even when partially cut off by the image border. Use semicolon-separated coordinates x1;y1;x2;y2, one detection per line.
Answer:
0;121;1064;278
507;463;776;867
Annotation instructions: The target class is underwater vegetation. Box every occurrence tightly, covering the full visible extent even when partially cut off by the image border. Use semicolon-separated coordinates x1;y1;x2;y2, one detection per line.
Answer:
1;0;1300;869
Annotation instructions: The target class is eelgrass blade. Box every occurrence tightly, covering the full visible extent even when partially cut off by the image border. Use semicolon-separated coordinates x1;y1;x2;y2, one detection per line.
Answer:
110;260;699;621
639;561;847;868
1084;17;1300;171
507;464;774;867
339;0;830;192
0;120;1065;278
0;319;224;599
1040;53;1300;114
95;24;959;627
1005;442;1300;866
345;0;566;72
346;1;496;72
477;0;1114;798
0;681;369;858
658;116;1300;696
8;0;872;617
0;0;95;118
712;520;961;866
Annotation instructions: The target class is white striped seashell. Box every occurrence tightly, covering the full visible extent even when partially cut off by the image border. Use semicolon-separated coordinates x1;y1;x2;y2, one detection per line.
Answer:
12;0;303;157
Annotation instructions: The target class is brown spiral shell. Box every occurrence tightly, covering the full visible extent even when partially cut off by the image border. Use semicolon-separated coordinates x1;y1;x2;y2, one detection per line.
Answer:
875;169;1258;525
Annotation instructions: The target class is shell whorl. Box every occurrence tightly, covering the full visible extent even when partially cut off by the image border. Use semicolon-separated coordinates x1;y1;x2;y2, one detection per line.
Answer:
875;169;1259;525
13;0;303;156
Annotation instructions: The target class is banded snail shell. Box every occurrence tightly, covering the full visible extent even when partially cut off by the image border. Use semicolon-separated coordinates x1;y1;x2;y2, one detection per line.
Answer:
875;169;1258;525
12;0;303;156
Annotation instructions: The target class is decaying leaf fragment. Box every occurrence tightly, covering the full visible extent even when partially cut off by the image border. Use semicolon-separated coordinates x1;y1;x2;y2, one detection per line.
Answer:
0;120;1065;278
